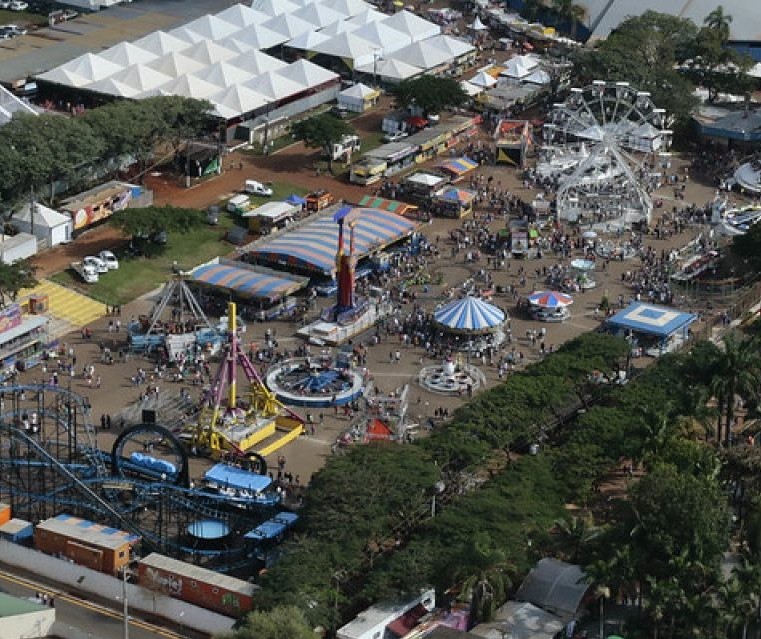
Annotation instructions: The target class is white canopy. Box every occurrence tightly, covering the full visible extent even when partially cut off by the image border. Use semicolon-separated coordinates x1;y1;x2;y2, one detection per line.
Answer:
460;80;483;96
470;70;497;88
319;0;372;17
13;202;70;228
346;7;385;25
355;57;422;81
195;61;255;88
261;12;314;39
228;24;288;50
37;67;91;89
110;64;172;93
470;16;487;30
387;40;451;70
383;10;440;42
182;14;240;41
182;40;237;65
250;0;299;17
524;68;550;85
57;53;123;84
285;29;331;51
147;52;205;78
339;82;377;100
210;85;271;119
351;20;411;54
229;49;288;74
100;42;158;67
319;19;356;37
0;85;36;126
501;54;539;79
215;4;270;27
309;31;376;67
276;58;339;88
293;3;346;27
426;34;475;58
160;74;221;99
245;70;306;99
132;31;192;56
87;77;140;97
170;27;208;45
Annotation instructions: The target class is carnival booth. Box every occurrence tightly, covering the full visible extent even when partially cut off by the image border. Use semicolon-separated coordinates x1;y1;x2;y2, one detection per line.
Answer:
527;290;572;322
432;187;477;218
606;302;697;357
433;296;506;351
436;156;479;182
402;171;450;203
337;83;380;113
494;119;532;166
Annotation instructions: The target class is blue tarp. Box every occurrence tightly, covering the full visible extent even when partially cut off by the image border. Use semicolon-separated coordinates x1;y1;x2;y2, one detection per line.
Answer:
285;193;307;205
607;302;697;338
244;511;299;540
204;463;272;492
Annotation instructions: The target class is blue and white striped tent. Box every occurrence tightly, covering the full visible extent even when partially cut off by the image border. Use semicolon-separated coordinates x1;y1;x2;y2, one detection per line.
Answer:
433;296;506;334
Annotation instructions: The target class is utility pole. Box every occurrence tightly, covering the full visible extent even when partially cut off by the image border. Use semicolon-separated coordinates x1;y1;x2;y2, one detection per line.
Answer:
122;568;129;639
185;140;191;188
29;186;36;246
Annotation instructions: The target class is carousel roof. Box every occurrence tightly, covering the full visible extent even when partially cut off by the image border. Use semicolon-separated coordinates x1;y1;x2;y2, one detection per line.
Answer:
434;296;506;332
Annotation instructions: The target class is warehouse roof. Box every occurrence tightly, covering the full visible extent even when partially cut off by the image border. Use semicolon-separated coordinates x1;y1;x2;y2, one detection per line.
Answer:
37;514;140;550
139;552;257;596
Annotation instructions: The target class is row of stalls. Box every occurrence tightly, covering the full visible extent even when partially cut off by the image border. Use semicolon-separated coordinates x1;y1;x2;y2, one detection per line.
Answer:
350;114;481;185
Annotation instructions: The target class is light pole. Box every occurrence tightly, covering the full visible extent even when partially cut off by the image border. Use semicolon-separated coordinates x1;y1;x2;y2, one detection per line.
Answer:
122;568;129;639
372;48;380;87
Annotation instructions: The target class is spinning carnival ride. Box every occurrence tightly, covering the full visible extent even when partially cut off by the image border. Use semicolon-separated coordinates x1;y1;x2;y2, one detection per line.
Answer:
542;81;672;226
0;385;287;571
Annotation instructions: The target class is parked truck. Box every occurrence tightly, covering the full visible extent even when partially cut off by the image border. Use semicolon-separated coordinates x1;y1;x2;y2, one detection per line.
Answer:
70;261;99;284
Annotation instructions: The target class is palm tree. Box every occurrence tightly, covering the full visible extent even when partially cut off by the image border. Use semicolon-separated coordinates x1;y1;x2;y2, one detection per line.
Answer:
704;6;733;43
553;515;601;562
709;334;761;447
453;533;514;624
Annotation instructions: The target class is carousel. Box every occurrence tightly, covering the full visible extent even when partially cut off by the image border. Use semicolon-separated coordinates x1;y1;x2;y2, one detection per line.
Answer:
527;290;573;322
432;296;507;351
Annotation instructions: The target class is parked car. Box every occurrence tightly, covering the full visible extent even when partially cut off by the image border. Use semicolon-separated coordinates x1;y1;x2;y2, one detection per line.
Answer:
244;179;273;197
0;2;12;9
83;255;108;274
9;1;29;10
4;24;26;35
98;250;119;270
382;130;409;143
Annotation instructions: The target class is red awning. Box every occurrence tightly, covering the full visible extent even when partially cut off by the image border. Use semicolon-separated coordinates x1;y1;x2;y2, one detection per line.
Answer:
386;603;429;637
367;419;392;440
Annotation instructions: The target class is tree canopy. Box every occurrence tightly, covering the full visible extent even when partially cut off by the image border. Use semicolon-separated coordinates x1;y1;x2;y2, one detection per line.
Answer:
109;205;204;238
290;113;354;169
390;75;468;116
0;259;37;308
218;606;315;639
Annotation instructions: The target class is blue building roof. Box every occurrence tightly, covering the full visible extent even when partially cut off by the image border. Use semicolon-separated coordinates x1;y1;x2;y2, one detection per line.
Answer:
607;303;697;338
204;463;272;492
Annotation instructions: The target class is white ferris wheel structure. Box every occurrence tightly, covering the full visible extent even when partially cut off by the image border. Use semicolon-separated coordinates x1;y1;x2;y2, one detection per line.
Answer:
541;80;673;227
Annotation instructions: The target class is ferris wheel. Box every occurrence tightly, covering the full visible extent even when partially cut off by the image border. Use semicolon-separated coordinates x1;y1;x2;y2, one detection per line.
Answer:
541;81;672;226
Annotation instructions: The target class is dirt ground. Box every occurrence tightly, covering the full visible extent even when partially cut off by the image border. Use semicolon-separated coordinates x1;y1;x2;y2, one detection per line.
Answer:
22;93;751;486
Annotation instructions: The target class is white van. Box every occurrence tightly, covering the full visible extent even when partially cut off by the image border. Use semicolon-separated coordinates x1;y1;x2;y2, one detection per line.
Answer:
245;180;273;197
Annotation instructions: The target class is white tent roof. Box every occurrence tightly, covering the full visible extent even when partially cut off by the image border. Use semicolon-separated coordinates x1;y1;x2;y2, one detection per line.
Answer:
87;77;141;97
0;85;36;126
407;172;446;186
501;54;539;78
355;57;422;80
160;74;221;99
147;51;205;78
215;4;270;27
229;49;288;74
100;42;158;67
13;202;70;228
57;53;123;83
309;31;375;63
276;58;338;88
132;31;192;56
37;67;91;89
339;82;377;99
524;68;550;85
470;70;497;87
461;80;483;96
170;26;208;45
471;16;487;30
351;20;411;53
319;19;356;36
183;14;241;40
426;34;475;58
195;61;254;88
182;40;237;65
210;84;270;119
293;3;346;27
245;70;306;99
285;29;331;51
228;24;288;50
382;10;440;41
251;0;299;17
387;40;451;70
346;7;385;25
262;12;314;39
110;64;172;92
319;0;371;17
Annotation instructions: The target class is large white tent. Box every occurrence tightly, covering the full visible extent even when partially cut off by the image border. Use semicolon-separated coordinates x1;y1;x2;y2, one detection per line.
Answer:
0;85;37;126
351;21;412;54
182;15;241;41
215;4;270;27
262;13;315;39
147;52;205;78
132;31;192;56
387;40;451;70
100;42;159;67
229;50;288;74
309;31;377;68
196;61;255;88
470;70;497;88
383;10;440;42
285;29;332;51
211;85;271;119
355;57;422;83
293;3;346;27
228;24;288;50
245;71;306;100
501;54;540;79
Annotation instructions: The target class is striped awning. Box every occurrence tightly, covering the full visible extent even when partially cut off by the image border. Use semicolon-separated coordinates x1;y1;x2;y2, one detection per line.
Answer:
249;208;418;276
436;187;477;204
434;296;505;333
437;156;479;176
358;196;417;215
192;262;306;301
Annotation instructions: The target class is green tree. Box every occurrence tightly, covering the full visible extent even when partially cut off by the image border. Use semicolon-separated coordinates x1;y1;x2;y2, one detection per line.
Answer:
390;76;468;118
704;5;732;41
217;605;315;639
553;515;601;563
110;206;204;239
551;0;585;39
0;260;37;308
290;113;354;171
708;334;761;447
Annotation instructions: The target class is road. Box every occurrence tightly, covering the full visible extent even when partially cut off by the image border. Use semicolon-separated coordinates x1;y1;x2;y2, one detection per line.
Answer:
0;565;202;639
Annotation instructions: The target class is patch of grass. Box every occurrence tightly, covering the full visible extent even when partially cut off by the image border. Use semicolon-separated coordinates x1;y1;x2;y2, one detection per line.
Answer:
0;9;48;26
51;215;239;305
358;130;385;157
